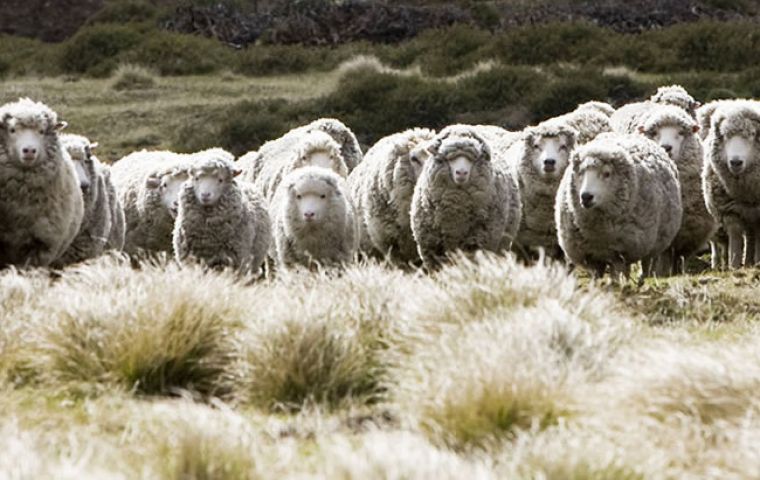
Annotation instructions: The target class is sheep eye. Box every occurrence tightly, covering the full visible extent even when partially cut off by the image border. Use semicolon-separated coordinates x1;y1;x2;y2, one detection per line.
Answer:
218;178;223;183
602;171;611;179
8;128;15;134
560;145;568;151
39;129;44;135
320;194;326;199
296;194;302;200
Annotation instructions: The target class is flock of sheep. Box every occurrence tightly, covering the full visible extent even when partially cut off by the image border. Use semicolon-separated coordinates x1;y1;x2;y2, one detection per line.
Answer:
1;86;759;279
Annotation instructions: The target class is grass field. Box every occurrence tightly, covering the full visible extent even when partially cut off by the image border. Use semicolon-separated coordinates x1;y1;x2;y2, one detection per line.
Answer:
3;29;760;476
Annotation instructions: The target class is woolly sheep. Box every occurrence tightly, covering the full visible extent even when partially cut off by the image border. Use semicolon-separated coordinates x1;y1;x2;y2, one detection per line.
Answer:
270;166;359;270
611;85;698;134
238;118;362;184
502;120;577;259
173;150;271;274
411;125;522;269
0;98;83;268
555;132;683;278
347;128;436;263
702;103;760;269
627;105;716;273
697;99;759;141
576;100;615;118
54;134;125;265
103;168;126;251
110;150;192;255
551;103;613;145
244;130;348;204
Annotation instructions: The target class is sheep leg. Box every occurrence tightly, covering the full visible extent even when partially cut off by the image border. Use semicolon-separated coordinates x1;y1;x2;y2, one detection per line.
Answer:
609;260;630;283
753;229;760;267
746;231;757;266
726;221;745;270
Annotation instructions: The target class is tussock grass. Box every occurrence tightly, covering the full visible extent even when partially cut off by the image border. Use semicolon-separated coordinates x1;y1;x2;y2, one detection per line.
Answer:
110;63;156;91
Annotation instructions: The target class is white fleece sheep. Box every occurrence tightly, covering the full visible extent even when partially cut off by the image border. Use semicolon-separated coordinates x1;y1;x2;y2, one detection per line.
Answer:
348;128;435;263
411;125;522;269
625;105;715;273
270;166;359;270
173;150;271;275
702;102;760;269
551;103;613;145
110;149;192;255
556;132;683;278
501;120;577;259
238;118;362;184
54;133;125;265
243;130;348;204
611;85;698;134
0;98;83;268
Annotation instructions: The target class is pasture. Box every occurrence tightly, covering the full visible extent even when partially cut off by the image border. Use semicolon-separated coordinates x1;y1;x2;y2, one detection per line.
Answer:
3;8;760;477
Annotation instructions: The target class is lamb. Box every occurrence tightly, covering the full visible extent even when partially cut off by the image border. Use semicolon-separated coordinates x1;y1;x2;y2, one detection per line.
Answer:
347;128;435;263
410;125;522;269
244;130;348;204
54;134;125;265
625;105;715;273
238;118;362;185
555;132;683;278
270;166;359;270
501;121;577;259
110;150;192;255
702;102;760;269
0;98;84;268
173;150;271;275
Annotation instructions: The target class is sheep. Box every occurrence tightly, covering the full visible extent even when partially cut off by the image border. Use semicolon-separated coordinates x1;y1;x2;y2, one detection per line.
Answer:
238;118;362;185
347;128;436;263
649;85;700;119
702;102;760;269
576;100;615;118
103;168;126;251
410;125;522;270
243;130;349;204
551;103;613;145
270;166;359;270
173;150;271;275
555;132;683;279
501;120;577;260
697;99;759;141
611;85;698;134
53;134;125;265
110;150;192;255
0;98;84;268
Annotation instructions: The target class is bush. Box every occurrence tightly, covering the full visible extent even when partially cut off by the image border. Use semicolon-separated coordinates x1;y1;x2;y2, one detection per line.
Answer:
111;63;157;90
87;0;158;25
126;30;232;76
60;24;144;76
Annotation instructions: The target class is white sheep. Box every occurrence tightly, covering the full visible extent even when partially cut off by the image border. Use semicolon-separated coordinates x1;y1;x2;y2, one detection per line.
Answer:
173;150;271;275
411;125;522;269
551;103;613;144
54;133;125;265
110;150;191;255
347;128;435;264
702;102;760;269
556;132;683;279
632;105;716;273
611;85;698;134
243;130;348;204
0;98;84;268
501;120;577;259
270;166;359;270
649;85;700;119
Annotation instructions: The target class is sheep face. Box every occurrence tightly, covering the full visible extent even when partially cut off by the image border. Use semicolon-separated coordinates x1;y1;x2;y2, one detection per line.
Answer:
577;162;616;210
527;133;572;178
63;139;97;192
724;135;756;175
306;150;334;170
448;154;474;184
190;167;241;206
1;117;62;167
408;145;431;180
288;175;343;227
146;171;189;217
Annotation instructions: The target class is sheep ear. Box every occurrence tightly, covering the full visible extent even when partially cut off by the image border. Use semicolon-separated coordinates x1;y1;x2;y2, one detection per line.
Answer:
232;168;242;178
55;121;67;131
523;132;535;146
145;175;161;189
692;124;700;134
0;113;9;129
637;125;646;134
90;142;99;150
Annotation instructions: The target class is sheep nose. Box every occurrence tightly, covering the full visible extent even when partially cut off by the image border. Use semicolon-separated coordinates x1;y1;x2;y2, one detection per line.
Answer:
544;159;556;167
580;192;594;208
201;192;211;200
662;144;673;153
730;158;743;168
22;147;37;155
303;211;315;220
80;182;90;192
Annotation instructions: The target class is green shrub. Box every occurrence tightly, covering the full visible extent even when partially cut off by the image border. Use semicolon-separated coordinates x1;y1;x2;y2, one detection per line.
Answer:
235;44;354;76
87;0;158;25
455;65;542;111
529;72;609;120
60;24;144;76
126;31;231;76
491;22;609;66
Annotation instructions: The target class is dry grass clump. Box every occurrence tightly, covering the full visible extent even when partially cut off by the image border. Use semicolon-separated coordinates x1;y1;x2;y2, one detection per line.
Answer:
110;63;157;91
9;256;249;398
239;262;420;411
